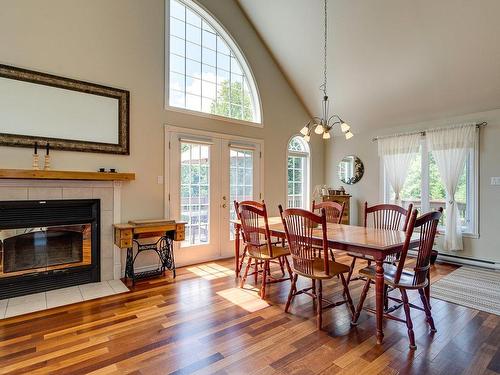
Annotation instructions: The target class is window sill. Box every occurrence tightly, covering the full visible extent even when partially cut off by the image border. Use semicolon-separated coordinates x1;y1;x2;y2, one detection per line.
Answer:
436;230;479;239
166;105;263;128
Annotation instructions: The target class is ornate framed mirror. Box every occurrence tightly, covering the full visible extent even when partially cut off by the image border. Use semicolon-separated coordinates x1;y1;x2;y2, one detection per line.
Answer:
338;155;364;184
0;64;129;154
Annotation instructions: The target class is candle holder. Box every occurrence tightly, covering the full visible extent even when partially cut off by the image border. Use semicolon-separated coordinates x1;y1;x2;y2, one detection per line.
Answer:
44;154;51;170
32;154;40;170
32;142;39;170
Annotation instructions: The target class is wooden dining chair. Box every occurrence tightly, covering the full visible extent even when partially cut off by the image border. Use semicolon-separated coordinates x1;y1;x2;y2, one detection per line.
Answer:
346;202;413;285
312;200;345;224
312;200;345;260
234;200;286;280
351;208;443;349
236;201;292;299
279;205;355;329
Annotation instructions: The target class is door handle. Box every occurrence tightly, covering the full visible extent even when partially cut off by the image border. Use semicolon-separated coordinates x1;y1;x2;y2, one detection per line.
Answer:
222;203;227;208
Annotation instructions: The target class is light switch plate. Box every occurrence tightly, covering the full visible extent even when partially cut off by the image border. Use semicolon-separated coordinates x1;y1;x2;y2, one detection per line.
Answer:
491;177;500;185
157;176;164;185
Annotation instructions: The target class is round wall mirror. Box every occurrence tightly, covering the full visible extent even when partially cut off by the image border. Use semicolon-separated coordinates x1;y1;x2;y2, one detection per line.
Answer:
338;155;364;184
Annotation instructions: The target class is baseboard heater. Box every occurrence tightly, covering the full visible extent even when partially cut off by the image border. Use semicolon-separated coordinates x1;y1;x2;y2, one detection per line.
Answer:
409;249;500;270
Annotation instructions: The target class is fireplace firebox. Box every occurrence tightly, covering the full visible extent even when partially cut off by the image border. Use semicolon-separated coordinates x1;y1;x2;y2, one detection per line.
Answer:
0;199;100;299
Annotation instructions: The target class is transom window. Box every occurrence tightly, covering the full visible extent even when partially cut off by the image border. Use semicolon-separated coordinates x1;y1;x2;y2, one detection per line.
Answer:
287;136;310;209
167;0;261;124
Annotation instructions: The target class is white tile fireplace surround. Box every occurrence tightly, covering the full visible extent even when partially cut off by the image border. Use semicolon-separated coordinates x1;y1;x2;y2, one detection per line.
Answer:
0;179;123;281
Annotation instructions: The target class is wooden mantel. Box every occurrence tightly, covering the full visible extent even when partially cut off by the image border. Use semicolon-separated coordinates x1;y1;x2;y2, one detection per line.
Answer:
0;168;135;181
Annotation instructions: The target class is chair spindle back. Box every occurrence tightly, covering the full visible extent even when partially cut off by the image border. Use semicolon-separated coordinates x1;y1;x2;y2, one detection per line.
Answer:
312;200;344;224
394;208;443;285
364;202;413;231
279;205;329;277
364;202;413;263
235;200;273;258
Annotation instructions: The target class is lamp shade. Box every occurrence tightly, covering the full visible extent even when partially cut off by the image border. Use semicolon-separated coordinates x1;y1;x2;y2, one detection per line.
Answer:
300;125;309;136
345;131;354;140
340;122;350;133
314;125;324;134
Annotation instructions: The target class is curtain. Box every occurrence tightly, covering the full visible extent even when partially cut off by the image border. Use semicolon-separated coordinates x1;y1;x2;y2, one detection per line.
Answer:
378;133;421;204
427;124;476;251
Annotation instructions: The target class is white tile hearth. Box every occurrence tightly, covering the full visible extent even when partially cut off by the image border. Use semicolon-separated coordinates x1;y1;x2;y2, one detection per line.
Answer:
5;292;47;318
0;299;8;319
79;281;116;300
1;280;129;319
46;286;83;308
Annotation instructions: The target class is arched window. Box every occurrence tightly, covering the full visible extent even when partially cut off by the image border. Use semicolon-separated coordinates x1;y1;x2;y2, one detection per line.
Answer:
167;0;261;124
287;136;310;208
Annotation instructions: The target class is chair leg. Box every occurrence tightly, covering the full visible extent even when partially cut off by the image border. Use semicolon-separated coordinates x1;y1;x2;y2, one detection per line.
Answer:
384;285;389;311
419;288;436;332
254;259;259;284
312;280;316;307
237;247;248;277
283;256;293;283
279;257;285;276
346;257;357;285
352;279;371;325
317;280;323;329
329;249;335;261
240;257;252;288
340;273;355;316
285;273;298;313
400;289;416;349
260;260;269;299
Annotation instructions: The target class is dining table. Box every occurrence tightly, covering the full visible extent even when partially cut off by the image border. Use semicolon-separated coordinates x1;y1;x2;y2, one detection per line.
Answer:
231;216;420;345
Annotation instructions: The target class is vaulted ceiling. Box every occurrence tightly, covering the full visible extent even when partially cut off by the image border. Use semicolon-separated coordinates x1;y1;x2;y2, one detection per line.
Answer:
238;0;500;133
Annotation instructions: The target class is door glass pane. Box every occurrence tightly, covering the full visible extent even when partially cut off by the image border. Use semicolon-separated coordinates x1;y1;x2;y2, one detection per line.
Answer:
229;149;253;239
180;142;210;246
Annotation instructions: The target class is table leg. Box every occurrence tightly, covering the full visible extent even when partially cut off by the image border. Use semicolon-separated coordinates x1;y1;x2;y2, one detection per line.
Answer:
235;224;241;278
375;258;385;345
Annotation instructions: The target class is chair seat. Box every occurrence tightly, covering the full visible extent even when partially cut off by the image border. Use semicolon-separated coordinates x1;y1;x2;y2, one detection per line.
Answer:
292;258;350;280
359;264;428;289
248;245;290;260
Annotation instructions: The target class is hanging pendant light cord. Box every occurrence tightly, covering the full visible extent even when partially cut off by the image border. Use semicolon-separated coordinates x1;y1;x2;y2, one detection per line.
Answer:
321;0;328;97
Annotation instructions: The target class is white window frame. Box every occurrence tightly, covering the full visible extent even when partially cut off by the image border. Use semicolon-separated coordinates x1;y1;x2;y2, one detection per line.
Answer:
165;0;263;126
286;135;310;209
381;136;479;237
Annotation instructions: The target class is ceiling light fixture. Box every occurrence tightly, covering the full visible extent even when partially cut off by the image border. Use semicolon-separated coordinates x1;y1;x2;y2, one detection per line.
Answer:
300;0;353;142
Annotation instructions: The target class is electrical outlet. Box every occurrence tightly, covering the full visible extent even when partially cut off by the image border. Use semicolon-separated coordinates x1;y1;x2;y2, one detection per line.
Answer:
157;176;164;185
491;177;500;185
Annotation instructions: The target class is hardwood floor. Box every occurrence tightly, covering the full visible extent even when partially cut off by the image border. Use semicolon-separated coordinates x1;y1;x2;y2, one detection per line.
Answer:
0;253;498;375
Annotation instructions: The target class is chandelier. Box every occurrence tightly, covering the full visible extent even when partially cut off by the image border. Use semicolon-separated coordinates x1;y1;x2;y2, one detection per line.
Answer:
300;0;353;142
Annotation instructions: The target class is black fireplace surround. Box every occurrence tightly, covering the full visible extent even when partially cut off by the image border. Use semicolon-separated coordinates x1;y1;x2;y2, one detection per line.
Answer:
0;199;100;299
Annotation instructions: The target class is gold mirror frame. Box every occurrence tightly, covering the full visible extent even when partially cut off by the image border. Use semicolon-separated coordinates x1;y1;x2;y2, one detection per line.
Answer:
0;64;129;155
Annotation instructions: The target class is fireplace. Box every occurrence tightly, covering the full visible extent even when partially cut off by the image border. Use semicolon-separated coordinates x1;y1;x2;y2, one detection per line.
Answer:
0;200;100;299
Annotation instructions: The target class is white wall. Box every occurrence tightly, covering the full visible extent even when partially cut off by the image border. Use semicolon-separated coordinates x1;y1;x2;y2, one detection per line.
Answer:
0;0;323;265
326;108;500;263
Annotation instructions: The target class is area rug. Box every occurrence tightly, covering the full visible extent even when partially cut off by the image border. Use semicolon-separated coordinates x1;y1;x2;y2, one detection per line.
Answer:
431;266;500;316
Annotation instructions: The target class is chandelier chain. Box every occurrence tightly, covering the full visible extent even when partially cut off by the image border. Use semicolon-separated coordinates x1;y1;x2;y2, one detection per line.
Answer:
322;0;328;96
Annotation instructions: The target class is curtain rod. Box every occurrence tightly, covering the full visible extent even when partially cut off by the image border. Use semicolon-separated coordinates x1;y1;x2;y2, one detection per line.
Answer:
372;122;487;142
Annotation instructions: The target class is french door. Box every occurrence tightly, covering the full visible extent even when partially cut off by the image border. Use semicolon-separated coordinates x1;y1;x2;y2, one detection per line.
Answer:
165;127;262;266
